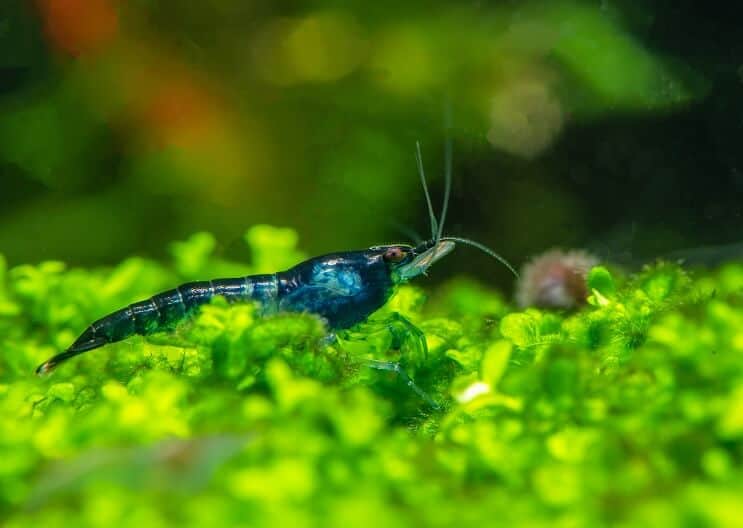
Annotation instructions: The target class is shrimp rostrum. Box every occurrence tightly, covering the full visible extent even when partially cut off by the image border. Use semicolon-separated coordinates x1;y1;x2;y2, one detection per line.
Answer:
36;142;517;406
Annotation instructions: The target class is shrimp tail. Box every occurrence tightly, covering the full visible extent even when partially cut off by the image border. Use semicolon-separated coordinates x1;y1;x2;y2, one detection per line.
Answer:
36;336;108;374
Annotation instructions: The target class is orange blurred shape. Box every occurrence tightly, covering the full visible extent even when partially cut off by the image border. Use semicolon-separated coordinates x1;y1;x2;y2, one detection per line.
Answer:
141;80;224;148
36;0;118;56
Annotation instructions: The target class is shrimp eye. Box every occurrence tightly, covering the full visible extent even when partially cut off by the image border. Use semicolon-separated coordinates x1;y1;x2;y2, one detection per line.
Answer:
383;247;406;263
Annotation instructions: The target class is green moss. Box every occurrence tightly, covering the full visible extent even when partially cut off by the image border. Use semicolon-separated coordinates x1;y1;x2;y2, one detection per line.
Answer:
1;229;743;527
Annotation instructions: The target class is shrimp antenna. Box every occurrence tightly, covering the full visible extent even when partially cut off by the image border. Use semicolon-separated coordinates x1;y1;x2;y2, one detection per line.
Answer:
416;141;439;241
441;236;520;278
436;102;453;241
437;135;452;242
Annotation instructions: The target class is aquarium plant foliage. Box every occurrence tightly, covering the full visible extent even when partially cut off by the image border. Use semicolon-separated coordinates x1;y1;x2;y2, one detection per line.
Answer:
1;226;742;526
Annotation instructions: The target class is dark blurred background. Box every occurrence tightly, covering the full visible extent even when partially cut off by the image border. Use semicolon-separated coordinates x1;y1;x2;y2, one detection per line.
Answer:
1;0;741;291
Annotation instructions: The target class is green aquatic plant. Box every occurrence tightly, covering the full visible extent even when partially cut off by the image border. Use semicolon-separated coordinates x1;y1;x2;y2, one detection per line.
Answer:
1;228;742;526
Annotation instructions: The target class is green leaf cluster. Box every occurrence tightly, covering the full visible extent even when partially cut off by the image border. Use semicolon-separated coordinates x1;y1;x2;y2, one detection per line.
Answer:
1;231;742;527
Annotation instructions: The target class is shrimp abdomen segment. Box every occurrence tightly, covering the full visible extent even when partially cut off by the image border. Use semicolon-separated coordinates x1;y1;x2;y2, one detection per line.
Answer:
92;276;279;343
36;275;279;374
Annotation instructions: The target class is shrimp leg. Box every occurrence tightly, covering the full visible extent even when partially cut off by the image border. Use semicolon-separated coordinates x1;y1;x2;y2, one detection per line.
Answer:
364;359;439;409
339;312;436;407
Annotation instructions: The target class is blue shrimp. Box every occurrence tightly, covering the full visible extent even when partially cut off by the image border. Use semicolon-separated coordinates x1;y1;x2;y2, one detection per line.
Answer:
35;142;517;405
